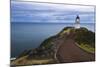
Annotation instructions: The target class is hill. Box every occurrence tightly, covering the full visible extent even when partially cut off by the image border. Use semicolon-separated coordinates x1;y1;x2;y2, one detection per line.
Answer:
11;27;95;66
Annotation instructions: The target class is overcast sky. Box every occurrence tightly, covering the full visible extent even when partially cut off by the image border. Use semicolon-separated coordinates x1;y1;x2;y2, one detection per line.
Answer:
11;1;95;23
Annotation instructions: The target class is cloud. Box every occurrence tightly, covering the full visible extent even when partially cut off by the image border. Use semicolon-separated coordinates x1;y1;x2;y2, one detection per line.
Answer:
11;1;95;23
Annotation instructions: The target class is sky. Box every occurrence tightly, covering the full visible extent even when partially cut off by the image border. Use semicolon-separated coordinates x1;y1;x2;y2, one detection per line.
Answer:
11;1;95;23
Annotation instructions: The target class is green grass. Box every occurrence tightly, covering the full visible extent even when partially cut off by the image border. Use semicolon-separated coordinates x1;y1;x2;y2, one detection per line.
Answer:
77;44;95;53
60;29;71;35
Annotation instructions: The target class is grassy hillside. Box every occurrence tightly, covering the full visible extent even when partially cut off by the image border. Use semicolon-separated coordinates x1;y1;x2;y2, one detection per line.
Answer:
74;27;95;48
11;27;95;66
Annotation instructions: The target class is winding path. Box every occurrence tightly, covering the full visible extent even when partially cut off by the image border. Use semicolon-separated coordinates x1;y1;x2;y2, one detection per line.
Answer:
52;31;95;63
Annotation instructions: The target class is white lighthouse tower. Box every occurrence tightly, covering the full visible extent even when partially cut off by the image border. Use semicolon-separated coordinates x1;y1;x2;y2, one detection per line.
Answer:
74;15;80;29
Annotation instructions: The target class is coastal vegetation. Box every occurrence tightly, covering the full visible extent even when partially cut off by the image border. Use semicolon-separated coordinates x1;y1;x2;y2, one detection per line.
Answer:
74;28;95;48
61;27;95;53
11;27;95;66
77;44;95;53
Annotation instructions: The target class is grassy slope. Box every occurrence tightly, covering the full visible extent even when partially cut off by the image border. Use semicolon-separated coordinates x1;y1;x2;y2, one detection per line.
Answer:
76;44;95;54
11;27;95;65
59;27;95;54
40;27;95;54
11;55;55;65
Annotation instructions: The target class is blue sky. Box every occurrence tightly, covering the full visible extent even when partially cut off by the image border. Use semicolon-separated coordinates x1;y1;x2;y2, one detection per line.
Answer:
11;1;95;23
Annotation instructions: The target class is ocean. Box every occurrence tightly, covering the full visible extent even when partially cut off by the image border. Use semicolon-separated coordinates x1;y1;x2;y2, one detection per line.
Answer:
11;23;95;58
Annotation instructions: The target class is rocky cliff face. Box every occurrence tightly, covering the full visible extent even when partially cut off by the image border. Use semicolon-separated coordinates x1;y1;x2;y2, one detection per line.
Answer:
11;27;95;66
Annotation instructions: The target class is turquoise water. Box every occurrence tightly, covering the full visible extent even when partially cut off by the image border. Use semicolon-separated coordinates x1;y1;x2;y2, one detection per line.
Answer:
11;23;95;57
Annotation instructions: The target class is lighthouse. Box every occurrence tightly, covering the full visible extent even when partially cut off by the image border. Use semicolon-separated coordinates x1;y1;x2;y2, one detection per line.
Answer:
74;15;80;29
